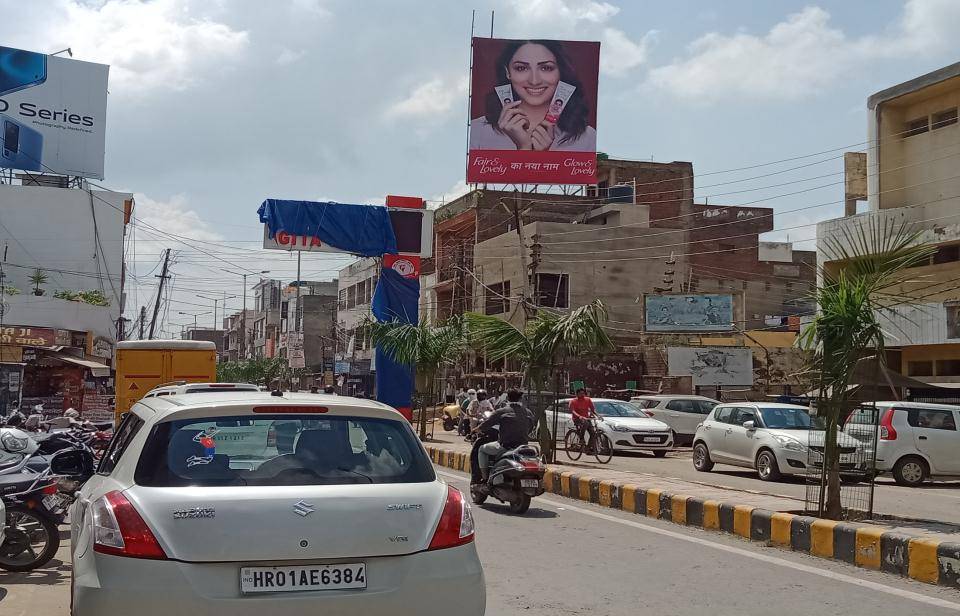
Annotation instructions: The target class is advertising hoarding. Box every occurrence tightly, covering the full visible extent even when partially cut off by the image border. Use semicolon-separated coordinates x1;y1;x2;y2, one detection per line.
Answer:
0;46;109;179
467;37;599;185
645;294;734;332
668;347;753;386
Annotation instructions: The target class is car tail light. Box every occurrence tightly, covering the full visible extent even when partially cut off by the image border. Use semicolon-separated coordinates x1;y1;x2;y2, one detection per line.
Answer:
253;406;328;414
428;485;475;551
92;491;167;560
879;408;897;441
42;484;58;495
266;425;277;448
520;460;543;471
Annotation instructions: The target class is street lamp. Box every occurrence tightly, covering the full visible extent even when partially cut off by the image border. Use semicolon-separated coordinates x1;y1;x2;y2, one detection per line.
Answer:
178;310;212;333
224;270;270;359
197;293;239;330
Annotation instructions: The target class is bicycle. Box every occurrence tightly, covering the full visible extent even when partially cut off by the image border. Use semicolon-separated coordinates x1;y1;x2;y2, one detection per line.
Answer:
563;417;613;464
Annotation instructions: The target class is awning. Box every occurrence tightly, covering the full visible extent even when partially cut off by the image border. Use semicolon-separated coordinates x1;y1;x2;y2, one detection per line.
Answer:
51;353;111;377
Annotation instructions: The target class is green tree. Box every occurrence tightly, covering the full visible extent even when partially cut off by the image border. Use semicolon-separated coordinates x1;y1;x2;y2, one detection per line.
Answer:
465;300;614;460
798;218;934;519
368;316;466;440
29;269;48;296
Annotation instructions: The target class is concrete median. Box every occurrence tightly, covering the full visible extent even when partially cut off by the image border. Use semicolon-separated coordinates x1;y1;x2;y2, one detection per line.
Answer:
426;444;960;590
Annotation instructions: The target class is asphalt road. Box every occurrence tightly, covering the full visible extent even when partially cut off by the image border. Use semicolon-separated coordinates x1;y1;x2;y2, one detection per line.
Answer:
599;449;960;524
3;473;959;615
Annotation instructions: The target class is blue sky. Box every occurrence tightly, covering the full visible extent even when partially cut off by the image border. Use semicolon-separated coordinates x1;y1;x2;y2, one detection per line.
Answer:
2;0;958;334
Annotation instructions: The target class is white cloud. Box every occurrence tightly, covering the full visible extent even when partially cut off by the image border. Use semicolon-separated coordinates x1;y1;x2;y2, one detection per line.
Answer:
429;180;470;207
14;0;249;96
276;47;306;66
134;192;223;245
385;76;468;120
601;28;655;76
648;1;960;103
509;0;619;31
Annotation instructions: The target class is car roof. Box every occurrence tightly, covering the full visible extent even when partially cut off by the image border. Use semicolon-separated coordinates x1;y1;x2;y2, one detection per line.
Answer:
557;397;632;403
134;391;401;422
630;395;717;401
871;401;960;410
715;402;810;409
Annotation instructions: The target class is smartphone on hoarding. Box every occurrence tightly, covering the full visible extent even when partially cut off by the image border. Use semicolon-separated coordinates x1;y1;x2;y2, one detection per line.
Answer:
1;115;43;171
0;46;47;97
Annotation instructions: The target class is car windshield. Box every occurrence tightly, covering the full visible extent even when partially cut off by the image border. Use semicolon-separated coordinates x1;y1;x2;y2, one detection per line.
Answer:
134;414;435;487
758;407;824;430
594;401;648;418
631;399;657;409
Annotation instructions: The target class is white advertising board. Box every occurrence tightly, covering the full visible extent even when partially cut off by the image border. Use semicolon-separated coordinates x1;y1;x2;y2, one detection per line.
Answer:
0;46;109;179
667;346;753;386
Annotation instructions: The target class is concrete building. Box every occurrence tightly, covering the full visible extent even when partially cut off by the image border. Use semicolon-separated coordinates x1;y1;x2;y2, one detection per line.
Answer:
280;280;338;385
184;328;225;361
336;258;378;394
818;62;960;390
223;310;255;362
251;278;284;358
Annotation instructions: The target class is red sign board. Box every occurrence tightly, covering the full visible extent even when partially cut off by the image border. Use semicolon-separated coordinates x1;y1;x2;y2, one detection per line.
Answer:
0;326;57;347
383;254;421;279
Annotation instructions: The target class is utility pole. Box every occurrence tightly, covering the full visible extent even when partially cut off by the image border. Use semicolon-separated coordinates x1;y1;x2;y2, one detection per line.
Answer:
148;248;171;339
0;243;7;362
138;306;146;340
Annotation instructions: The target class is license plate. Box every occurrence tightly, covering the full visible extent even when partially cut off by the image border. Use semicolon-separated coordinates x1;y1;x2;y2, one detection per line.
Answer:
520;478;540;488
642;437;661;443
240;563;366;594
42;494;62;510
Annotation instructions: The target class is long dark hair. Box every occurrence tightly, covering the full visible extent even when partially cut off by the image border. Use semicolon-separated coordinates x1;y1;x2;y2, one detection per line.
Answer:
483;39;589;144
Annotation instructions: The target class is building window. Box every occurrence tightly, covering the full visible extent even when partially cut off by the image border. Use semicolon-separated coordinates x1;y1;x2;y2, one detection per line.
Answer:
933;244;960;265
932;108;958;130
936;359;960;377
347;284;357;309
904;117;929;137
536;273;569;308
338;289;347;311
485;281;510;315
908;360;933;377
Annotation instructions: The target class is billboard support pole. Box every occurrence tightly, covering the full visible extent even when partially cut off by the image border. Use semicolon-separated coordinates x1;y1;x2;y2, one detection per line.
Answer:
489;10;494;37
464;10;476;185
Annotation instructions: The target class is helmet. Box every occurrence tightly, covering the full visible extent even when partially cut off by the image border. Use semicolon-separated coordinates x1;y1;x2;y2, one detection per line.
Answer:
64;408;80;418
476;389;488;400
467;388;476;396
0;427;39;456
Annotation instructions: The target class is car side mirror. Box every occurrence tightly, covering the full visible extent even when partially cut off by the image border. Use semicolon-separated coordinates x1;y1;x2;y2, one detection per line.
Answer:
743;420;756;431
50;448;95;477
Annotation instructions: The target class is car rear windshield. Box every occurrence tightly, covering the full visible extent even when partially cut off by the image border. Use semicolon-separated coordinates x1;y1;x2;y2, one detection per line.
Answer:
631;399;657;409
134;414;435;487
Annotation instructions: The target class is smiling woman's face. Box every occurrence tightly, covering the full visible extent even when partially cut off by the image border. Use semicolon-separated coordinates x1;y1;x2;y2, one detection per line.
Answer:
506;43;559;107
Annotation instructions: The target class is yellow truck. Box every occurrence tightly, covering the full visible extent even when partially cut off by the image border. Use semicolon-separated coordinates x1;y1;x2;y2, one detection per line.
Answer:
114;340;218;422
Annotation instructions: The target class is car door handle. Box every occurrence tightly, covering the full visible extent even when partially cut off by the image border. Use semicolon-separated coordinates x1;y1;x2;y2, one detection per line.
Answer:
918;435;928;440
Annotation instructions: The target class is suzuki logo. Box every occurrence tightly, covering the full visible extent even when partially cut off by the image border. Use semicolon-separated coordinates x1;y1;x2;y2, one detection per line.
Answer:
292;500;315;517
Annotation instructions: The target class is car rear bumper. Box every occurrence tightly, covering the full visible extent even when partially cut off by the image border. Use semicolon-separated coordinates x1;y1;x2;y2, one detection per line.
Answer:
73;544;485;616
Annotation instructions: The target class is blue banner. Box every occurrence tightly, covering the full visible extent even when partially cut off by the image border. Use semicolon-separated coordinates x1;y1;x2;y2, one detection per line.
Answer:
258;199;398;257
371;267;419;412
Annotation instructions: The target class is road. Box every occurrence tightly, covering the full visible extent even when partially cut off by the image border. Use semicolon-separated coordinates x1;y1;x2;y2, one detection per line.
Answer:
600;449;960;524
3;471;959;615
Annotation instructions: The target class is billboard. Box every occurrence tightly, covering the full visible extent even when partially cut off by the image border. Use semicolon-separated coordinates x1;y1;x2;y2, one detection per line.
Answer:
668;347;754;386
0;46;109;179
467;37;599;185
645;294;734;332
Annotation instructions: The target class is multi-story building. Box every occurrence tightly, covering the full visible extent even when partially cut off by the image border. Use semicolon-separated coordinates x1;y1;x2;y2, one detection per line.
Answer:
251;278;283;358
222;310;255;362
281;280;338;386
184;328;225;361
818;62;960;390
336;258;379;395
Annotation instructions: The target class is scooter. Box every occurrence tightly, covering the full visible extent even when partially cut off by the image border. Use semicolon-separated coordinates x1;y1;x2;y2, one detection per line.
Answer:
469;434;546;515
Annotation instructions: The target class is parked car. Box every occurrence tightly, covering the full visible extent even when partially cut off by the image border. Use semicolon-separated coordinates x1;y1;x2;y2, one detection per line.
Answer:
843;401;960;486
629;395;719;445
541;398;674;456
69;392;485;615
692;403;866;482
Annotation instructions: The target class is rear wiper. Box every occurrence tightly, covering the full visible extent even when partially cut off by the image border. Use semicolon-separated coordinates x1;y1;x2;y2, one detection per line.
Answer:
335;467;374;483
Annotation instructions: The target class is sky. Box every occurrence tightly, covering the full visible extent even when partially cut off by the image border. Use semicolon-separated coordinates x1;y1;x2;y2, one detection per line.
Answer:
2;0;959;336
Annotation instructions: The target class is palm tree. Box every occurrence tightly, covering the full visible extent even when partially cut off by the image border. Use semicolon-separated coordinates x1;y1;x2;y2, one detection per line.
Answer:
367;316;467;439
29;269;48;296
798;218;934;519
465;299;614;460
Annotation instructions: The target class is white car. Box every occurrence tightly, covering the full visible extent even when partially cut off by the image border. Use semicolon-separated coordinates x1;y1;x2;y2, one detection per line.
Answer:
843;401;960;486
141;382;261;398
69;392;485;615
543;398;674;456
692;403;866;481
0;497;5;547
629;395;719;445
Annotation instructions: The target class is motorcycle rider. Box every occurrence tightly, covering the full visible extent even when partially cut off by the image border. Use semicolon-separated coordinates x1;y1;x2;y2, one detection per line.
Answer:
466;389;495;433
458;389;477;435
471;389;535;485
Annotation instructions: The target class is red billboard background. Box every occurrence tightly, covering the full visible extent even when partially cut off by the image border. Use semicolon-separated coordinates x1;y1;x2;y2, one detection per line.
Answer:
468;37;599;185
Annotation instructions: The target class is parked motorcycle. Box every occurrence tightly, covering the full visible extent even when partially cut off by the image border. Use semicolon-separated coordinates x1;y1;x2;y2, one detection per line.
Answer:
469;438;546;515
0;448;94;572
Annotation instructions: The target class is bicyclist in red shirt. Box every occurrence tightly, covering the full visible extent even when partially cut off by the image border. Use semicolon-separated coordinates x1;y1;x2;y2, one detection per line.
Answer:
569;388;598;452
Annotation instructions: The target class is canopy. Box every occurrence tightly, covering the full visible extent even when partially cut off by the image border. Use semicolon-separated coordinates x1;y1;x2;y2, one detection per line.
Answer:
258;199;398;257
50;353;111;377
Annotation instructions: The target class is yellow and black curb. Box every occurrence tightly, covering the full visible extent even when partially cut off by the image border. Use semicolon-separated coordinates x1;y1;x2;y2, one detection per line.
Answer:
425;445;960;589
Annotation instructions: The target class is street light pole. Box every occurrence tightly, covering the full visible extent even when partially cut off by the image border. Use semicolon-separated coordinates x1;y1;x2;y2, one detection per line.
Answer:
225;270;269;360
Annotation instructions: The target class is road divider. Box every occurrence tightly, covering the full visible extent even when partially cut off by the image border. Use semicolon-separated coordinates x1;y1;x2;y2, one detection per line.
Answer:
426;444;960;589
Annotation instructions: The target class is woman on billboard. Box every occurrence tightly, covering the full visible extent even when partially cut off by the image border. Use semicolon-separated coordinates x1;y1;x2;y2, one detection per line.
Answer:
469;40;596;152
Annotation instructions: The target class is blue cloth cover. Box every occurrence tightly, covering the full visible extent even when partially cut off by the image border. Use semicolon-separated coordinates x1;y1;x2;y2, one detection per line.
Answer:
371;267;419;411
258;199;398;257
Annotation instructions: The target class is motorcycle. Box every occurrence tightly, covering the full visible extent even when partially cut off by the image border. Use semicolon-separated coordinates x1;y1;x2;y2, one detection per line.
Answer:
469;434;546;515
0;448;95;572
464;409;494;443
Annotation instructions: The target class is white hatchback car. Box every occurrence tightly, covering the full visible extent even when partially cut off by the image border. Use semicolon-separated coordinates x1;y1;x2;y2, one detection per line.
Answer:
693;403;866;482
69;392;485;616
843;401;960;486
629;395;719;445
543;398;674;456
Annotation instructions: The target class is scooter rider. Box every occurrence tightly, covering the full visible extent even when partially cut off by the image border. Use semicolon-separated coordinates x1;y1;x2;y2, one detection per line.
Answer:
466;389;495;432
471;389;535;485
